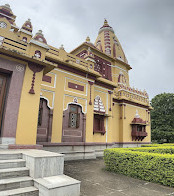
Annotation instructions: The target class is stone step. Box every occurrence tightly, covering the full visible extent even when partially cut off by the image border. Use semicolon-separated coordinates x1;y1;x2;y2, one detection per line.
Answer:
0;159;26;169
0;186;38;196
63;150;96;161
0;145;8;150
0;167;29;179
0;153;22;160
34;174;80;196
0;176;33;191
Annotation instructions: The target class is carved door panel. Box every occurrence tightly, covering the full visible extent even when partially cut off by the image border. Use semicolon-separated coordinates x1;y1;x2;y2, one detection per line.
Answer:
62;104;85;142
0;74;7;136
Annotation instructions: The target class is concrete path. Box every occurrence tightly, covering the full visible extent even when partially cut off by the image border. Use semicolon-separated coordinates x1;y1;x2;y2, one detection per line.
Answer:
64;158;174;196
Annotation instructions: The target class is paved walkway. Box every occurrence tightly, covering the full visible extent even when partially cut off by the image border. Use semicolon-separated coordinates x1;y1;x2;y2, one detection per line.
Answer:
64;158;174;196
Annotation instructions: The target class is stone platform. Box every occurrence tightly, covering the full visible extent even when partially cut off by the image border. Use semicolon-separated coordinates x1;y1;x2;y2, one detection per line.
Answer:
0;149;80;196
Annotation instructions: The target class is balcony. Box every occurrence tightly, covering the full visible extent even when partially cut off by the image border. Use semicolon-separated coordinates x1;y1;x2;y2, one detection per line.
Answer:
131;131;148;141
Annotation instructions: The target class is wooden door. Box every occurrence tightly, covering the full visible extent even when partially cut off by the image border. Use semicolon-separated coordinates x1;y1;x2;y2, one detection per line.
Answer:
0;74;7;135
62;104;85;142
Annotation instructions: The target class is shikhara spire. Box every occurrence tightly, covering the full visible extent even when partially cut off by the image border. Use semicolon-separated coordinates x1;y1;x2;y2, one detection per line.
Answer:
95;19;128;63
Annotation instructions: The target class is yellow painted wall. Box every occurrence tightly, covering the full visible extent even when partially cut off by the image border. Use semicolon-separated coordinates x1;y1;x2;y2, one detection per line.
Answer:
39;67;151;145
111;103;120;142
51;70;64;143
50;69;89;142
85;81;94;142
16;65;43;144
122;104;151;143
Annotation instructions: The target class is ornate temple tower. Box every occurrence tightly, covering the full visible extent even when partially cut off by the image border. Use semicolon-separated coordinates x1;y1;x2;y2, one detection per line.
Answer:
95;19;128;63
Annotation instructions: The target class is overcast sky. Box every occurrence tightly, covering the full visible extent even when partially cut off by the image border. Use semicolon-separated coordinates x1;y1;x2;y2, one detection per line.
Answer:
1;0;174;99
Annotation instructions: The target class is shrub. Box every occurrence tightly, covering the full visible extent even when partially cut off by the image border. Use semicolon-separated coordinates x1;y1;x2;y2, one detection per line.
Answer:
104;148;174;187
141;143;174;147
130;146;174;154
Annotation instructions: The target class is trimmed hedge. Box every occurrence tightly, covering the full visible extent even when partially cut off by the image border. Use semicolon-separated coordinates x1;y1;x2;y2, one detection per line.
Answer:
141;143;174;147
130;146;174;154
104;148;174;187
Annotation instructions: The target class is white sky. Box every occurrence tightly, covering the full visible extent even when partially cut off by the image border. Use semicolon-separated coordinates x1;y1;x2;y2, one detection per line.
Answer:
1;0;174;100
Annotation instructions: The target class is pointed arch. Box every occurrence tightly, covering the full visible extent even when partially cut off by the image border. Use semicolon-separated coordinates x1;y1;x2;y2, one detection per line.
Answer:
118;72;127;85
64;102;86;114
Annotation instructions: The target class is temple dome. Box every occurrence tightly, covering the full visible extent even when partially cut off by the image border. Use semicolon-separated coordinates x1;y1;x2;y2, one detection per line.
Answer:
21;19;33;32
33;30;47;44
0;4;16;25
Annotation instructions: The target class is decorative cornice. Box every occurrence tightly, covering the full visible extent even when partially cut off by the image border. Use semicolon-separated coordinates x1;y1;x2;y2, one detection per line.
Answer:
20;28;32;36
30;39;50;50
0;12;15;21
11;24;19;29
113;98;151;110
98;26;114;34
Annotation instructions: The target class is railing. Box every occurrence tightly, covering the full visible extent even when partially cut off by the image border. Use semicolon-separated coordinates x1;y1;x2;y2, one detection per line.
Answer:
0;34;94;71
115;84;149;105
0;36;27;53
46;46;59;57
67;54;93;70
132;131;148;137
131;131;148;141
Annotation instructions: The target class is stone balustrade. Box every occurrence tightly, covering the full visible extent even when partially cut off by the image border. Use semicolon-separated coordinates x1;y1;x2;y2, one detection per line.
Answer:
115;83;150;105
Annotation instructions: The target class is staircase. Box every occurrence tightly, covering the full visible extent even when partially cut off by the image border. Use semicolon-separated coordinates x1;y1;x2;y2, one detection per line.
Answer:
0;152;38;196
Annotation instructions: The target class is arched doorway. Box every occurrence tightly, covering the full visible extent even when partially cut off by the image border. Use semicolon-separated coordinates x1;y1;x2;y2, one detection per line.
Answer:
37;98;53;143
62;104;86;142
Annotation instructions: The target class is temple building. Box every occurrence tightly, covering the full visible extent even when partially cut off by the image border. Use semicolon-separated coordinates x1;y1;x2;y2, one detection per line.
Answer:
0;4;152;157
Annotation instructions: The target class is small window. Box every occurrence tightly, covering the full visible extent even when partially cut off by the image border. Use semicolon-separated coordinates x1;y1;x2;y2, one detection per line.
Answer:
68;105;80;129
22;37;27;42
137;125;142;132
93;114;105;135
34;50;41;58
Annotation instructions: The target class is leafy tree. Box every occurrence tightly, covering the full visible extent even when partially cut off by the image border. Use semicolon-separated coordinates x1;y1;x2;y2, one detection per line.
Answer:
151;93;174;143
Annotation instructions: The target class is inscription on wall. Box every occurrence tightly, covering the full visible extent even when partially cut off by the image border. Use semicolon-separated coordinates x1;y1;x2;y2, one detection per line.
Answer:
68;82;84;92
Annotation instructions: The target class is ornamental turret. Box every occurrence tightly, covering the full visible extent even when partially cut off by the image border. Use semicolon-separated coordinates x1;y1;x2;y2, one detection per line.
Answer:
20;19;33;42
33;30;47;44
29;30;49;60
0;4;16;25
95;19;128;63
21;19;33;33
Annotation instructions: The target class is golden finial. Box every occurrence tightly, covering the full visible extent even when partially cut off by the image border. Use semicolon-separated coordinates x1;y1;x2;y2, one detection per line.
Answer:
38;30;42;34
86;36;90;43
59;44;64;50
104;18;108;25
5;4;10;8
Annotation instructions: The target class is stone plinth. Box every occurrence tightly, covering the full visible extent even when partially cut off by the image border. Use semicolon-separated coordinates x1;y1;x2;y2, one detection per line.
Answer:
22;150;64;178
34;175;80;196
